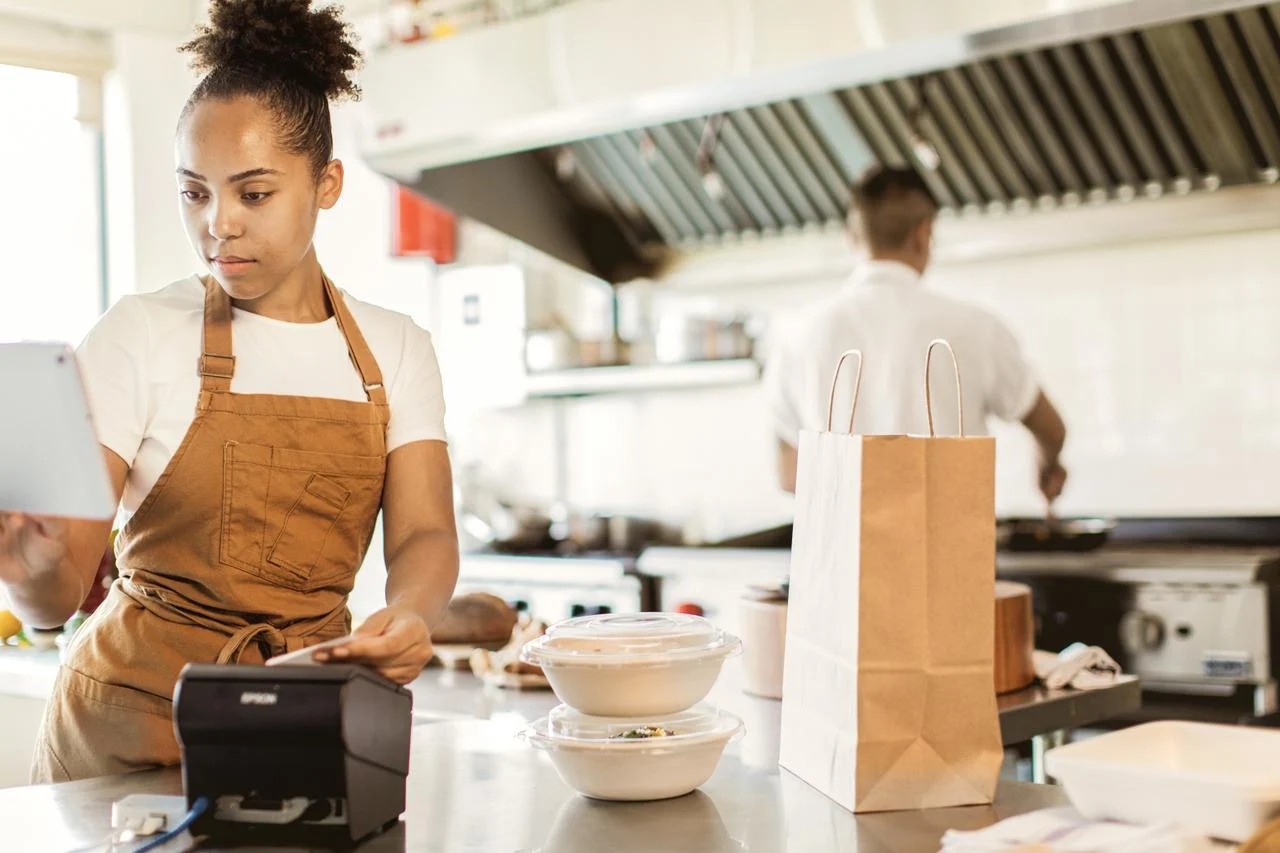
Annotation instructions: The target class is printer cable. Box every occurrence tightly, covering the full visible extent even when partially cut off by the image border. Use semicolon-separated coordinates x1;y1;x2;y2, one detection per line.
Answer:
131;796;209;853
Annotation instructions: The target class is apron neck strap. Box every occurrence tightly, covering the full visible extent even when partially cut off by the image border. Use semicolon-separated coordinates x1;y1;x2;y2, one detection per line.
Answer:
199;277;235;393
198;274;389;406
324;275;388;406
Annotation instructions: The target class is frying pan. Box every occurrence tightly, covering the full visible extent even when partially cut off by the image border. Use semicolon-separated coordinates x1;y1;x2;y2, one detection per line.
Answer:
997;517;1115;552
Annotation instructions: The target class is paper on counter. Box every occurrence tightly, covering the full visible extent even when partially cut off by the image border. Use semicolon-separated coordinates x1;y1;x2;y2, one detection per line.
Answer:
939;806;1227;853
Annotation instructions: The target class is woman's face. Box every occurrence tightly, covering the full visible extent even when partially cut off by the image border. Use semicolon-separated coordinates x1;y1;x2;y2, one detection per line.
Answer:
175;95;342;300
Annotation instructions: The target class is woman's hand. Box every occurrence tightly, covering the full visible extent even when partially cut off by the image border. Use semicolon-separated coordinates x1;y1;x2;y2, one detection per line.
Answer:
0;513;69;586
316;604;434;685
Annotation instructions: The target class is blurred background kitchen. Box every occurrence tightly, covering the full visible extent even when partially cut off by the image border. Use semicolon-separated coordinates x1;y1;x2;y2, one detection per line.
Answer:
2;0;1279;787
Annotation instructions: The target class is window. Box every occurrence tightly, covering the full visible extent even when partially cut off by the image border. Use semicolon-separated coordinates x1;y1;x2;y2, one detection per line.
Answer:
0;64;104;345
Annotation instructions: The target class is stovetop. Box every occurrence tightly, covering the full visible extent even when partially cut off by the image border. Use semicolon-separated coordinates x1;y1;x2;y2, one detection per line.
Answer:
997;545;1280;585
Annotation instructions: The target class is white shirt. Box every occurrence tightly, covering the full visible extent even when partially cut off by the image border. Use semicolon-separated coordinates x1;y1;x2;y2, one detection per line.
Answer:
764;260;1039;445
77;276;447;526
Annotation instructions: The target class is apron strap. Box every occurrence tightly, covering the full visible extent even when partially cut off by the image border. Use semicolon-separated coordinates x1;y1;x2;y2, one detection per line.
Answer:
215;622;303;665
323;275;389;408
199;277;236;394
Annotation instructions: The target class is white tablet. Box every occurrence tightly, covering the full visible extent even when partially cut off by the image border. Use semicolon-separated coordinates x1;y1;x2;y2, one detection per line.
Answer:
0;342;117;519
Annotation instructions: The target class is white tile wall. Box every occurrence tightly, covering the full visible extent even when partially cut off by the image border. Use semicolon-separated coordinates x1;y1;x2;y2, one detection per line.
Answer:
455;225;1280;526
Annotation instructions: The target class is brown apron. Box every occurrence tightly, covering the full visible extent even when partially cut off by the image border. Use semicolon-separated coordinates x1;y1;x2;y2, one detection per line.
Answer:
32;275;389;783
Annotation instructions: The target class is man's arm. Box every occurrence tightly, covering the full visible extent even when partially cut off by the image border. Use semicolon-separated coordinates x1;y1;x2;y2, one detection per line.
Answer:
1021;391;1067;504
777;439;799;494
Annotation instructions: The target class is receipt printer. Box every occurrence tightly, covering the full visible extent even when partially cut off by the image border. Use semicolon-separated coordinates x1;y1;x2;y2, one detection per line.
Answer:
174;663;412;845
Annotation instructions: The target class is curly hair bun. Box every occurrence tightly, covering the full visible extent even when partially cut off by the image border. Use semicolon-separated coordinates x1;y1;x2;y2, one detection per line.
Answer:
181;0;361;101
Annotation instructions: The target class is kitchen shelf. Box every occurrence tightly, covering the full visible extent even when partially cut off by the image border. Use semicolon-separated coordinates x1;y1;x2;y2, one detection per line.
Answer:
525;358;761;398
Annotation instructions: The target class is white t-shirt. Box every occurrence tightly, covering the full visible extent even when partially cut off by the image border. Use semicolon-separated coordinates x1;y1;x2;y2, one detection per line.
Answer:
77;275;447;525
764;260;1039;445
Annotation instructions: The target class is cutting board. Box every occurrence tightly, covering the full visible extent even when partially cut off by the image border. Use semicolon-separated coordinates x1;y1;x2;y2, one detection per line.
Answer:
995;580;1036;694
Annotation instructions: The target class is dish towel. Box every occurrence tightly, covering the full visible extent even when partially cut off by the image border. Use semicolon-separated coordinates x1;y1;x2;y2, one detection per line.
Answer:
1033;643;1122;690
938;806;1229;852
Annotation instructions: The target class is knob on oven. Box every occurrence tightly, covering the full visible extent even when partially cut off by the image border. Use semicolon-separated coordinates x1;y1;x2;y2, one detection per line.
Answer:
1120;611;1166;652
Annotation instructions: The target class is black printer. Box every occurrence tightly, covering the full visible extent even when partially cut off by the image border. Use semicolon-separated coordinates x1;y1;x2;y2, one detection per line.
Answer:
174;663;412;846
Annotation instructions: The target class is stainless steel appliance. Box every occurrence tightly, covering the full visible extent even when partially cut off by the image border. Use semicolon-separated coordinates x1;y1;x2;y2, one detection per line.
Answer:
998;547;1280;716
455;553;651;624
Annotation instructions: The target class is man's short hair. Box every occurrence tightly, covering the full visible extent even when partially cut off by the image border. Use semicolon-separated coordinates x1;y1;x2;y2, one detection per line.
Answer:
848;166;938;252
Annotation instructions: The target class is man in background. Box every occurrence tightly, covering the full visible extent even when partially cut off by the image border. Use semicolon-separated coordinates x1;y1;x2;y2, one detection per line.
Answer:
763;166;1068;504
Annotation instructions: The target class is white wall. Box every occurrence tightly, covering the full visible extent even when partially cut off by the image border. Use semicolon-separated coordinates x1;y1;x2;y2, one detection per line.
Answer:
102;30;199;300
455;222;1280;528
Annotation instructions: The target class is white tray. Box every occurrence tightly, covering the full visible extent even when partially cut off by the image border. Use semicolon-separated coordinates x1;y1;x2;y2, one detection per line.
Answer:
1045;721;1280;843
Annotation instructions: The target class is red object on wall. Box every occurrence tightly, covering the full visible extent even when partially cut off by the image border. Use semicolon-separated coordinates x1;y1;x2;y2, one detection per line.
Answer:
392;184;456;263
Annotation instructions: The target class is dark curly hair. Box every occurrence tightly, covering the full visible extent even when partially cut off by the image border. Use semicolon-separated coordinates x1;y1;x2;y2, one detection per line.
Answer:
179;0;362;179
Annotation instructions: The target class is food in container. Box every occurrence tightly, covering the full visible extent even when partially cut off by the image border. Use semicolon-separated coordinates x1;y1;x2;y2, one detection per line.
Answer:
524;704;744;801
1046;721;1280;843
520;612;742;716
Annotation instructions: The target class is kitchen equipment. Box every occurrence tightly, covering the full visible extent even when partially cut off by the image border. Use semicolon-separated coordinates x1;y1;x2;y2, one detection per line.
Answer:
454;552;650;624
524;328;579;373
1046;721;1280;842
999;546;1280;716
997;517;1115;552
739;593;787;699
173;663;411;846
653;314;755;364
520;612;742;716
994;581;1036;694
523;703;744;801
559;512;669;555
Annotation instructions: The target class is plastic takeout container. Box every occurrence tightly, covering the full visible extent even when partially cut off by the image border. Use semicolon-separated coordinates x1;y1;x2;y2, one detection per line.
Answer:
524;704;744;801
520;612;742;716
1046;720;1280;842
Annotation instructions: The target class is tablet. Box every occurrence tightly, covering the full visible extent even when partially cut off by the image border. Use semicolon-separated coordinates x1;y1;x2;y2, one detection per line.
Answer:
0;341;117;519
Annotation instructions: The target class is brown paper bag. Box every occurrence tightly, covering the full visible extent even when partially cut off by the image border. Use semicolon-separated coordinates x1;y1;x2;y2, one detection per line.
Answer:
778;341;1002;813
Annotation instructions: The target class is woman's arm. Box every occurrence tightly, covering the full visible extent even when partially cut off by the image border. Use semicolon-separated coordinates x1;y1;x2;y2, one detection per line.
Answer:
321;439;459;684
0;447;127;628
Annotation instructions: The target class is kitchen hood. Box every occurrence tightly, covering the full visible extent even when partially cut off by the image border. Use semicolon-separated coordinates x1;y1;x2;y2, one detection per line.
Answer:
359;0;1280;281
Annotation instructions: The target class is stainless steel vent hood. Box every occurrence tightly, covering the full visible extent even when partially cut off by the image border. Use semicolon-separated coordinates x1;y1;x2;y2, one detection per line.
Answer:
359;0;1280;281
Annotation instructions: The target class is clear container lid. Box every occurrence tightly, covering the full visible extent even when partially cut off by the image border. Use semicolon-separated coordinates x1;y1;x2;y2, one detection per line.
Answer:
521;612;741;668
525;703;744;752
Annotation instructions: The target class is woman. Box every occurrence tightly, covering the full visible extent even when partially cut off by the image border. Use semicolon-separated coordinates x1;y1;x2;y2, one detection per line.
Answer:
0;0;459;783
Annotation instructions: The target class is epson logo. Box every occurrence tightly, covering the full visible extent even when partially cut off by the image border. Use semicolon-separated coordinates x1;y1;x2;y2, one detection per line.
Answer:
240;691;278;706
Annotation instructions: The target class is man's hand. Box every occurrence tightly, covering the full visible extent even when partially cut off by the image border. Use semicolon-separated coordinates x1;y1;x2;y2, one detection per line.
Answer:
316;604;433;685
0;513;69;586
1039;460;1068;507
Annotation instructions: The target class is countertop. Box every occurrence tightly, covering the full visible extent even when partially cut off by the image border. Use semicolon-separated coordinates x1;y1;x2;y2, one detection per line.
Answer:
0;650;1143;749
6;719;1068;853
1;661;1144;852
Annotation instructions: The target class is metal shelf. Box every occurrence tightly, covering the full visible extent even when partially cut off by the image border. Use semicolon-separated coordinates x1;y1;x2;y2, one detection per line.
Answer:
525;359;761;398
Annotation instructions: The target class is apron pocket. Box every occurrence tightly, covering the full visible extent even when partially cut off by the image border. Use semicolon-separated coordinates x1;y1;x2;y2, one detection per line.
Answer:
267;473;350;583
221;442;384;591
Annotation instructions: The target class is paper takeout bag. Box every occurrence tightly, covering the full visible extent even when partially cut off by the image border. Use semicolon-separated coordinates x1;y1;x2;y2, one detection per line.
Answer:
778;341;1003;813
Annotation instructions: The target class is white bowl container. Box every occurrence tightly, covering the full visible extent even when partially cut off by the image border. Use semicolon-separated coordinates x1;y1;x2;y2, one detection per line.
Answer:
1046;721;1280;842
521;613;742;717
524;704;744;801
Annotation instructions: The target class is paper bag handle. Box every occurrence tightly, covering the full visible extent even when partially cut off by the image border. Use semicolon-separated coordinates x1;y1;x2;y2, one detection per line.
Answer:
826;349;864;434
925;339;965;437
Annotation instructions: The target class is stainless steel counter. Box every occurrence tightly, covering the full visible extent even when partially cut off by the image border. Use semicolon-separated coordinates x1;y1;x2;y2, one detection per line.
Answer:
7;719;1067;853
4;661;1142;851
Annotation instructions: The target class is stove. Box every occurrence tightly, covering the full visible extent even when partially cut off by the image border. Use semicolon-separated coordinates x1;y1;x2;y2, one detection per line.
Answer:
997;546;1280;716
455;552;653;623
